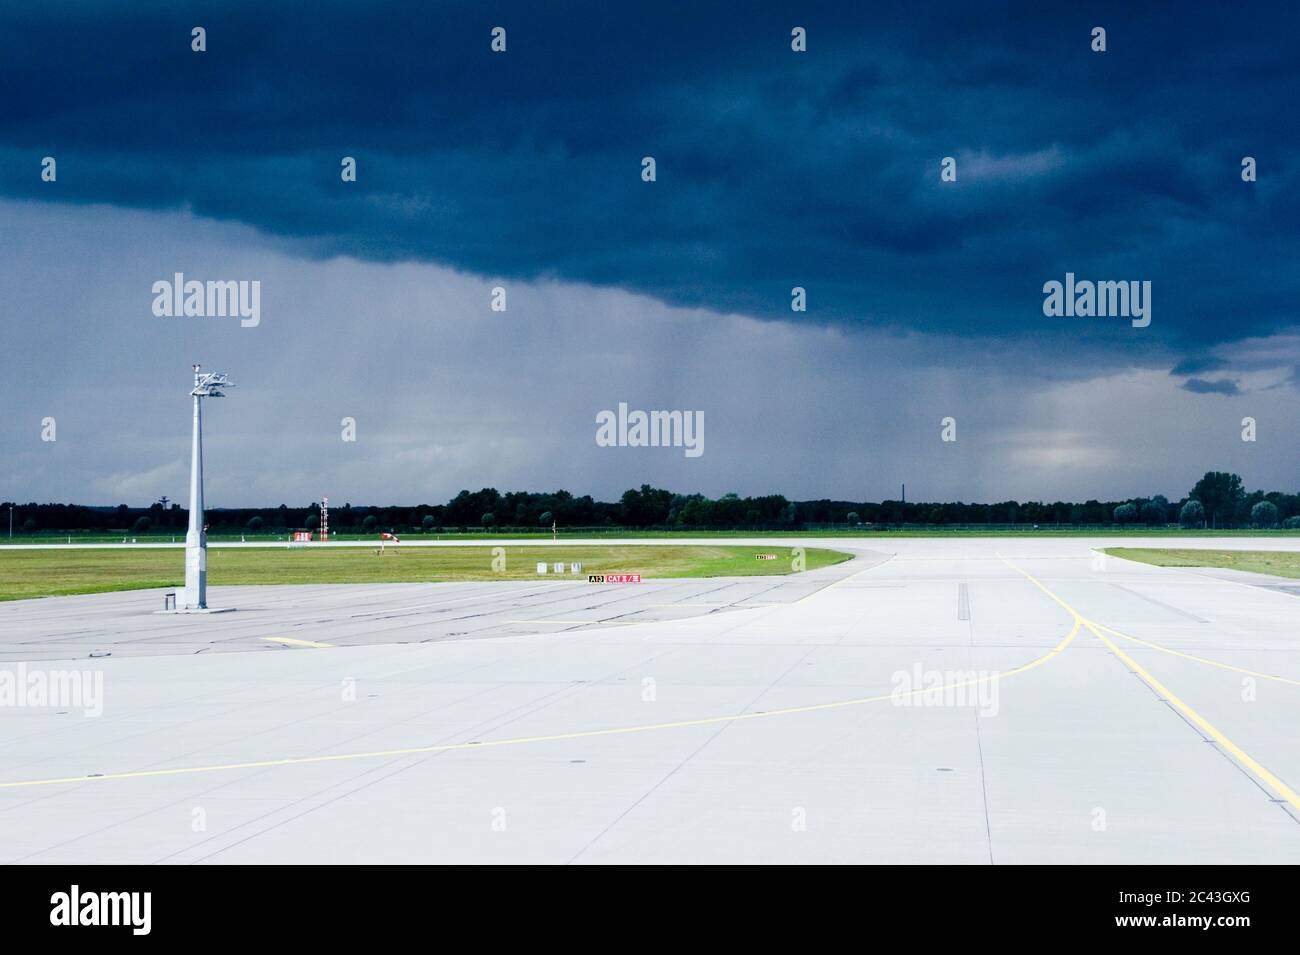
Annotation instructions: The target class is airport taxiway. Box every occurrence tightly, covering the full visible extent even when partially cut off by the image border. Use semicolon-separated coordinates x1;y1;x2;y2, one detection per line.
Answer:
0;536;1296;864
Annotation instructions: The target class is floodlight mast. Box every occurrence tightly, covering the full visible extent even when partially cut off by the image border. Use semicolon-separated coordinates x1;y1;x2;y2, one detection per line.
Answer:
182;364;233;609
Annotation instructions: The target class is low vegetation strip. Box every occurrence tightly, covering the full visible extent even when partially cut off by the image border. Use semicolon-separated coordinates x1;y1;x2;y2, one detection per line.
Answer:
0;544;853;602
12;527;1300;545
1105;548;1300;580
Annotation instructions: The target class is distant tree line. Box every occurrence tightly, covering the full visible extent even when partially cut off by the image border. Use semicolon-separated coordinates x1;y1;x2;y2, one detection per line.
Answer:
4;472;1298;534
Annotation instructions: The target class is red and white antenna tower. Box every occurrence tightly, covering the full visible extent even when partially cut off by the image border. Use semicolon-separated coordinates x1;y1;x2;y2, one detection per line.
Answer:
321;496;330;541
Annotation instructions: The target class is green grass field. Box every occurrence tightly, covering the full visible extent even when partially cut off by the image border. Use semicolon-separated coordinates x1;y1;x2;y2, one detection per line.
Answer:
1105;548;1300;579
0;544;852;602
12;527;1299;544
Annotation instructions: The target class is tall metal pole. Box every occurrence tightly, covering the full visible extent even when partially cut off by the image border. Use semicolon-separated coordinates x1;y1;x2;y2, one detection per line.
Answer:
178;363;232;611
183;365;207;608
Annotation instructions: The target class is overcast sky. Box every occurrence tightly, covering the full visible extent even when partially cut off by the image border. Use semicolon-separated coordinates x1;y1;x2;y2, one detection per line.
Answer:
2;2;1296;506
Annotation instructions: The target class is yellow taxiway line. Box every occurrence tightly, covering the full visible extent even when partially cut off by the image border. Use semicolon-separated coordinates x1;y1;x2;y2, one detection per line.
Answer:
1089;620;1300;687
1002;557;1300;813
504;619;638;626
0;607;1077;791
260;636;335;649
1085;620;1300;812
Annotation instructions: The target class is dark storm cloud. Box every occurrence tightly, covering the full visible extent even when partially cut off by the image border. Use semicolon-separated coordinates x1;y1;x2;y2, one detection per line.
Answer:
0;0;1296;354
1181;377;1241;396
1170;356;1229;375
9;200;1297;507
